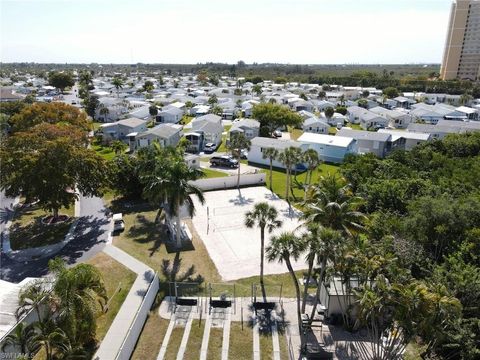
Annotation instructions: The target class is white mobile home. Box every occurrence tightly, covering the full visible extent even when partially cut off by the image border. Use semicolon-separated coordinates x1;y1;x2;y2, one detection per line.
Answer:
298;133;356;163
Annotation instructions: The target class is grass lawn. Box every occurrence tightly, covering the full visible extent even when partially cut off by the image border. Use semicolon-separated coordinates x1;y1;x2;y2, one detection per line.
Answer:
184;319;205;360
263;163;340;201
131;313;170;360
87;252;137;341
165;326;185;359
180;115;194;125
229;322;253;360
91;139;116;161
202;168;229;179
289;128;304;140
208;327;223;360
111;201;222;286
328;127;337;135
277;322;290;360
259;330;274;360
9;204;74;250
349;123;363;130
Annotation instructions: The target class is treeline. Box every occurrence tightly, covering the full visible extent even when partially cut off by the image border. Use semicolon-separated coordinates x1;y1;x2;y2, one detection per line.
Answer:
340;133;480;359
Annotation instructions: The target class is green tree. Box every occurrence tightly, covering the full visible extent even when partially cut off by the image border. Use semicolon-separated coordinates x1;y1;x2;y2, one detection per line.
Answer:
139;145;205;248
252;103;303;137
143;80;154;92
15;280;50;322
49;258;108;345
48;72;74;93
277;146;302;203
208;94;218;105
303;148;320;189
0;125;109;219
30;318;69;360
112;77;123;97
111;140;127;154
253;84;262;96
262;147;279;193
245;202;283;301
98;104;109;121
266;231;305;337
227;133;251;189
383;87;399;99
324;107;334;119
149;104;158;118
1;323;36;356
111;154;143;198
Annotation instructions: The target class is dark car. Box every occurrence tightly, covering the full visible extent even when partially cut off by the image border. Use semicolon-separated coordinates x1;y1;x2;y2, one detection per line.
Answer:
210;156;239;168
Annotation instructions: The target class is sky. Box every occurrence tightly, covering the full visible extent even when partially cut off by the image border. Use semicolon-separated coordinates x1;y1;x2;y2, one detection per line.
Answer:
0;0;453;64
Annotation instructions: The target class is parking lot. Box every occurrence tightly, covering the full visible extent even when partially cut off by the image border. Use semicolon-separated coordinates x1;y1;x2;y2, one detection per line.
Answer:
190;186;307;280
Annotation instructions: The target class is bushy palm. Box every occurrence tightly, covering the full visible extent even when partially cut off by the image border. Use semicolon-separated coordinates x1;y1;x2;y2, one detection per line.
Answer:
1;322;36;355
245;202;282;300
303;174;366;237
112;77;123;98
266;231;305;335
30;318;69;360
277;146;302;203
49;258;107;346
15;279;50;322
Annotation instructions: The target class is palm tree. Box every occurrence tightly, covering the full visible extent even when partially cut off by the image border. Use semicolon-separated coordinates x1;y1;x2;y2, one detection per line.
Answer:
303;174;366;237
111;140;127;155
262;147;278;193
227;133;251;189
112;77;123;98
140;146;205;248
306;227;343;323
266;231;305;336
245;202;283;301
277;146;300;204
99;106;109;122
30;319;69;360
49;258;107;345
1;322;36;355
303;149;320;189
15;279;50;322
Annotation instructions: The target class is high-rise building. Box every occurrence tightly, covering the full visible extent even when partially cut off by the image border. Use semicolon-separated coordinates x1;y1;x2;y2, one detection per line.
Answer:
440;0;480;81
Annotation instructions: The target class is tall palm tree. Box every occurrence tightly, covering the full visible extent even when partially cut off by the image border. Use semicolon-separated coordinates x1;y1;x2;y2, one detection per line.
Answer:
307;227;343;323
15;279;50;322
303;149;321;189
99;106;109;122
1;322;36;356
245;202;283;301
262;147;278;193
227;133;251;189
112;77;123;98
49;258;107;345
266;231;305;336
140;145;205;249
277;146;300;204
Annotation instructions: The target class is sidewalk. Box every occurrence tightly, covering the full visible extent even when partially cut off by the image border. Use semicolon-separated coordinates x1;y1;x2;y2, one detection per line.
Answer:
94;244;158;360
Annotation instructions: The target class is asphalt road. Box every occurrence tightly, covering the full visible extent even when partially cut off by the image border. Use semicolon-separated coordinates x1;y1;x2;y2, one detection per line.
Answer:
0;193;110;283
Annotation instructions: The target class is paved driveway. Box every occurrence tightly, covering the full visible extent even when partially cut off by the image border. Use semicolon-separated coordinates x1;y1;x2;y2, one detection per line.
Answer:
0;194;109;283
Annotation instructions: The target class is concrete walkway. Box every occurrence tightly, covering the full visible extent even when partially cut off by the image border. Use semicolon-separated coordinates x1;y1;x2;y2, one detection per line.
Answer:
253;314;260;360
272;320;281;360
177;312;194;360
221;311;231;360
199;310;212;360
94;244;157;360
157;316;176;360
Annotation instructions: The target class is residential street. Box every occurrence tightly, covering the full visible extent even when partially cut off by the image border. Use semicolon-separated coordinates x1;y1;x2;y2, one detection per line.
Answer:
0;194;110;283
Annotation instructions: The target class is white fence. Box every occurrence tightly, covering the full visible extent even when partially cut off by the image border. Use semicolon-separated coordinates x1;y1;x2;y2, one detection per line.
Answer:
191;173;266;191
114;273;159;360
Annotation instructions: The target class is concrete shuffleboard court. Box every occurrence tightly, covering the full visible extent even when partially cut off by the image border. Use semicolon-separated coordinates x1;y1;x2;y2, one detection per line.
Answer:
191;187;308;281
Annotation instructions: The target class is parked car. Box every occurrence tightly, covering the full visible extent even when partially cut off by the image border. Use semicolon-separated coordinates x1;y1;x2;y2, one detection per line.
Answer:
203;143;217;153
210;156;239;168
273;130;282;138
240;149;248;159
112;213;125;232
